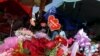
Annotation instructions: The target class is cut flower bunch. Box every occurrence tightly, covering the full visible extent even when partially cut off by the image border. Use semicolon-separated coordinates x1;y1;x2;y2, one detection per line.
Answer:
0;28;100;56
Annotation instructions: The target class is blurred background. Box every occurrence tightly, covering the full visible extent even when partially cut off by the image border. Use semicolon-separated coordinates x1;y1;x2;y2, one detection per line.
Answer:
0;0;100;41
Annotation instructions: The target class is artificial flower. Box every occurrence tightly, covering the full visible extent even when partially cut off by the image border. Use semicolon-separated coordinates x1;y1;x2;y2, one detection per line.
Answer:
60;45;68;56
56;47;64;56
15;28;34;37
0;37;18;53
0;48;14;56
67;38;74;45
74;29;91;47
54;35;67;46
34;31;50;40
48;43;60;56
46;41;56;49
23;37;49;56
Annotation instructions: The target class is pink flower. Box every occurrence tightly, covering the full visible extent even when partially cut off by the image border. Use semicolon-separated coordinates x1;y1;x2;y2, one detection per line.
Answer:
68;38;74;45
0;48;14;56
0;36;18;53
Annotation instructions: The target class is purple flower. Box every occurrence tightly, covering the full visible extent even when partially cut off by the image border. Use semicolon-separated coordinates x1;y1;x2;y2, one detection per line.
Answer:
34;32;50;40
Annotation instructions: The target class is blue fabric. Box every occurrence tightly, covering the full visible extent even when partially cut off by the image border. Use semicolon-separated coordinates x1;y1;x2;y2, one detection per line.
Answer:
58;17;77;31
51;31;59;39
44;5;83;31
64;18;77;30
44;6;56;20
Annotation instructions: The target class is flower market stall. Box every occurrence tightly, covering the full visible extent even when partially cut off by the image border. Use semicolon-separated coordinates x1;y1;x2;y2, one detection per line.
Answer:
0;0;100;56
0;15;100;56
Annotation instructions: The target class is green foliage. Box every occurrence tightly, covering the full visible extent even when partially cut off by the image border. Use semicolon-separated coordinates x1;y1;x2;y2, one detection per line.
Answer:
46;43;61;56
23;48;30;55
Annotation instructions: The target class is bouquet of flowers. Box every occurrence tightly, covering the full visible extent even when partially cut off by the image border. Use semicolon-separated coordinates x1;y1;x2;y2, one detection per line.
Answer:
1;28;96;56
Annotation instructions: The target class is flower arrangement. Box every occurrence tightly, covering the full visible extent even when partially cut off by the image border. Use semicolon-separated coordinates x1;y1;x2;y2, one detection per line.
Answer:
0;28;99;56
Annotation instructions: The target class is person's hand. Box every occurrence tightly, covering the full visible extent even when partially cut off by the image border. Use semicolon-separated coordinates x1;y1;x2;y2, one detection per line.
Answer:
30;18;36;26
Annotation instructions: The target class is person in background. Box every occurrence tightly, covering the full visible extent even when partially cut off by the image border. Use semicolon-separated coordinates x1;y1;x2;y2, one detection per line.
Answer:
40;21;48;33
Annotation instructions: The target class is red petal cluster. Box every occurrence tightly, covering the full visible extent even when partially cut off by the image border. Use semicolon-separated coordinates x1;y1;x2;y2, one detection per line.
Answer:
23;37;50;56
54;36;67;46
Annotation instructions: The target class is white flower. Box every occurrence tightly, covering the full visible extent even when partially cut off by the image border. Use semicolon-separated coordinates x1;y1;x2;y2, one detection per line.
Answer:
15;28;34;36
15;28;34;41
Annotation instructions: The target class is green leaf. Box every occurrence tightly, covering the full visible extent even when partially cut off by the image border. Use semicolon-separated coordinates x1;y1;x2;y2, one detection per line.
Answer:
23;48;30;55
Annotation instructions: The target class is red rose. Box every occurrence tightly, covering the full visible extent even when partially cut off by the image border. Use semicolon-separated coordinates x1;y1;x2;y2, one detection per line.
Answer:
39;38;49;44
23;37;51;56
46;41;56;49
29;46;40;56
56;48;64;56
31;37;38;43
38;38;50;48
23;40;32;49
23;40;40;56
54;36;67;46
